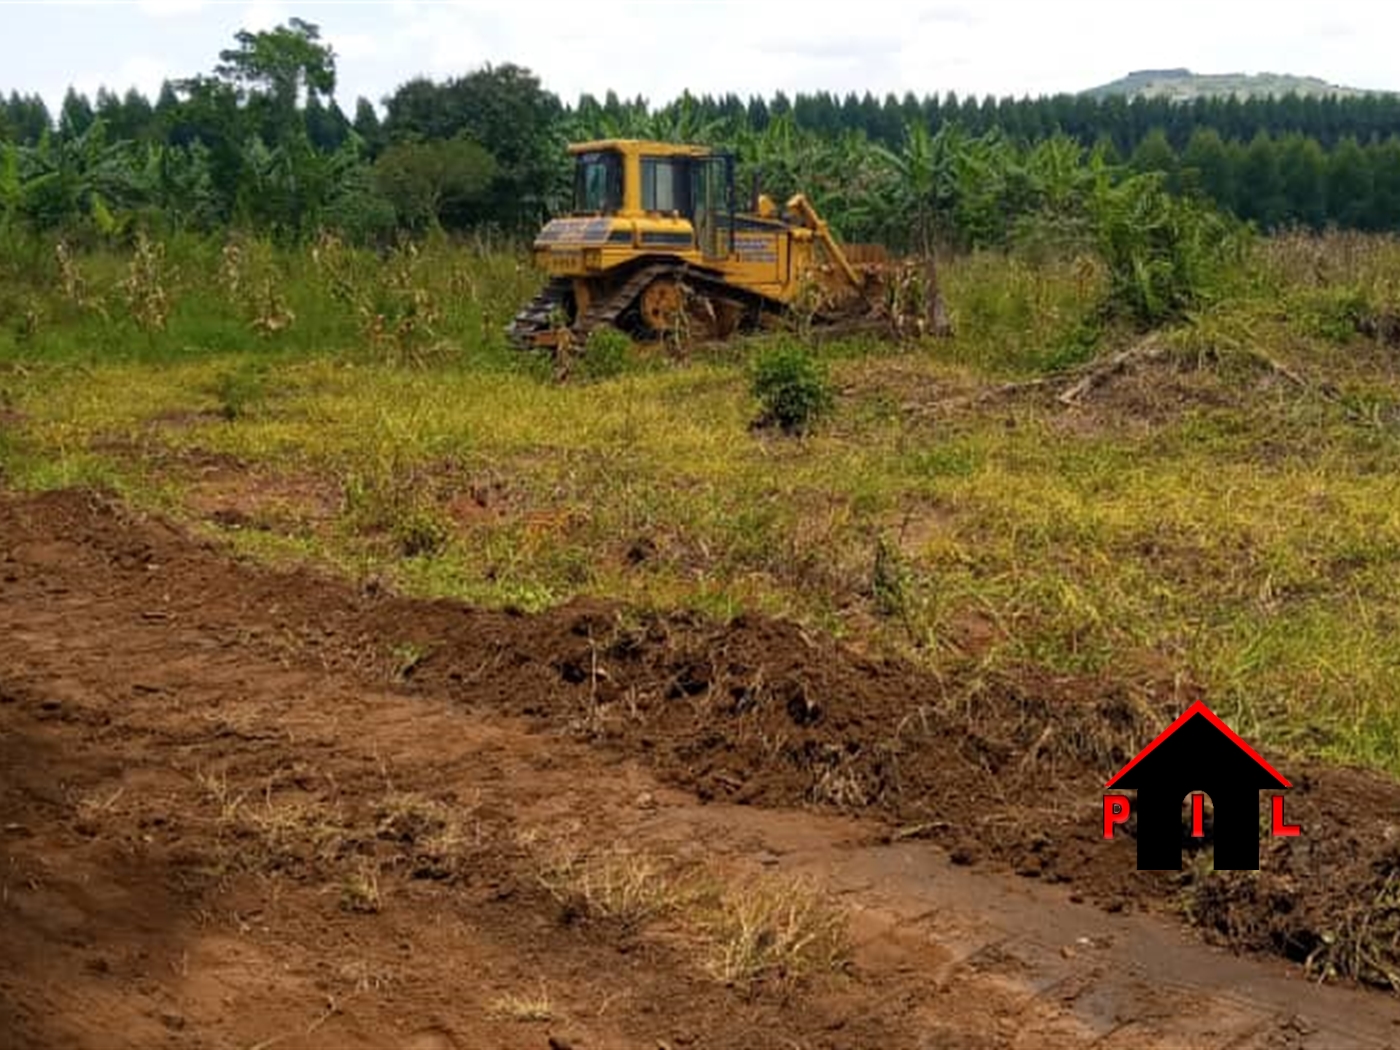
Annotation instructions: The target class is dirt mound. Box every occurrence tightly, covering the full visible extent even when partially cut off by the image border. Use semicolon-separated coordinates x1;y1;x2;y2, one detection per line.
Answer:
1186;765;1400;988
9;488;1400;990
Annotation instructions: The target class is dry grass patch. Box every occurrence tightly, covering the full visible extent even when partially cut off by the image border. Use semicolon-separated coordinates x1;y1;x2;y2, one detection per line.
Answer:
191;769;477;909
339;859;384;914
700;873;851;990
244;792;353;866
374;789;476;878
487;983;555;1023
526;831;698;931
70;785;132;835
1304;871;1400;992
521;830;851;992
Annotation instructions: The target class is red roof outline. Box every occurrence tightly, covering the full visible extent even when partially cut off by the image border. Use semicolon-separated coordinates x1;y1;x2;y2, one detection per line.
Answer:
1104;700;1291;789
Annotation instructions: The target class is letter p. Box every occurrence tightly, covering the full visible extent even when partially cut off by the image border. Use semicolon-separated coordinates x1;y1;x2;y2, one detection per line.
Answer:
1103;794;1131;839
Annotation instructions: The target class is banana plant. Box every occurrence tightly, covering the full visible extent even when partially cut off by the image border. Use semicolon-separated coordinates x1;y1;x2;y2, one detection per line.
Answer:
4;120;147;231
1024;134;1089;212
143;141;221;230
647;93;731;144
0;143;45;227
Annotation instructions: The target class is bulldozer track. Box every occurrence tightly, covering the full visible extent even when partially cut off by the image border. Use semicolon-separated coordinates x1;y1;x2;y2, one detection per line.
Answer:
593;263;763;344
505;277;572;350
573;263;675;340
508;262;764;352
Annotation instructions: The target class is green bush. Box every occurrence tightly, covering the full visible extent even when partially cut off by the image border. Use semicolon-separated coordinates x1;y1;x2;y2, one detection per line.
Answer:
1090;173;1245;328
1299;285;1374;344
1039;315;1105;372
575;327;634;381
210;362;268;421
392;506;452;558
342;466;452;558
749;343;834;434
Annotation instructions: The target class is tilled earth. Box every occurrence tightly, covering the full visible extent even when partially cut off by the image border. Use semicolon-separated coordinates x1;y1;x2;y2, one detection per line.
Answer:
4;489;1400;1049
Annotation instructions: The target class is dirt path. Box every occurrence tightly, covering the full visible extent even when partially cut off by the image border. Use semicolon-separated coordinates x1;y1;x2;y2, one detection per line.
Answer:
2;490;1400;1049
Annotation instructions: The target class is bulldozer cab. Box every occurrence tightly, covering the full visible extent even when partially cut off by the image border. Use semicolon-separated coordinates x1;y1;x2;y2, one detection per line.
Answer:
567;141;734;260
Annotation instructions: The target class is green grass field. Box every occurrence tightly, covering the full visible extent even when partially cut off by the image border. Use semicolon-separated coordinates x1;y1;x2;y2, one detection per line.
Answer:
3;230;1400;774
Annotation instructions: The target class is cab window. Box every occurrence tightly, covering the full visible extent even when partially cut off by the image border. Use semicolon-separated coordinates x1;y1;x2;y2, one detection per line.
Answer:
641;157;688;214
573;151;622;214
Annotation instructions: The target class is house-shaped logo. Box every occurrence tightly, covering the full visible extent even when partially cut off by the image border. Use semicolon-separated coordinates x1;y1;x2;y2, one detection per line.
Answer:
1103;701;1300;870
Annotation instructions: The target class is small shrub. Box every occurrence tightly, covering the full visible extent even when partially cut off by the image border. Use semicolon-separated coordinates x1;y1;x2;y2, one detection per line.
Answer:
1309;287;1372;342
393;506;451;558
1039;314;1105;372
342;466;452;558
211;364;268;421
1090;174;1244;328
872;534;912;619
574;327;634;382
749;343;834;434
54;241;94;309
119;231;172;332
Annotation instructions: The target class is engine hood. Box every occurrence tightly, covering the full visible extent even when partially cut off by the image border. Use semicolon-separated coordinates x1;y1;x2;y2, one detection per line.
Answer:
534;217;626;247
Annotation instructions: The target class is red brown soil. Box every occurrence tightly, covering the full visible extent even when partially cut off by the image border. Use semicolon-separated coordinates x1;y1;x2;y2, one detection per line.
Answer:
4;489;1400;1049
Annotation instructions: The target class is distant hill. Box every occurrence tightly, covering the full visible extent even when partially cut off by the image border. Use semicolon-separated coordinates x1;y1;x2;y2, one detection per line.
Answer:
1083;68;1388;101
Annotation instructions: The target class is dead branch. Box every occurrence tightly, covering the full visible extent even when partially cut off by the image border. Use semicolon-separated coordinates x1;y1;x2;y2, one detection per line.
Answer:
1057;337;1168;407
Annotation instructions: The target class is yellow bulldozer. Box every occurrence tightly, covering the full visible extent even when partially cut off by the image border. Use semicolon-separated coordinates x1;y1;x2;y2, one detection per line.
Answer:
508;139;948;352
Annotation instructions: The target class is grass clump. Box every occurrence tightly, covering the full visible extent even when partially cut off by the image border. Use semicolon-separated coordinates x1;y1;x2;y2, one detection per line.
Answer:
342;463;452;558
700;874;851;990
574;327;635;382
749;341;834;433
340;861;384;914
523;831;851;992
374;790;472;879
530;835;688;932
210;362;269;421
487;984;555;1023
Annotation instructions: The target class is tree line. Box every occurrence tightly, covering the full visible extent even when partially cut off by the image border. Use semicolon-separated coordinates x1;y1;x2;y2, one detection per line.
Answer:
2;18;1399;246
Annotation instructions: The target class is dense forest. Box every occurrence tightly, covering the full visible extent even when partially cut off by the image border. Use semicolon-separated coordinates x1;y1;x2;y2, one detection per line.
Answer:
3;18;1400;247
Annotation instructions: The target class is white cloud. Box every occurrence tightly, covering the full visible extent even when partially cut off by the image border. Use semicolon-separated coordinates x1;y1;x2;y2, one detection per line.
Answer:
118;55;171;95
916;4;983;26
69;55;170;102
240;0;289;33
328;30;379;62
1311;19;1357;39
136;0;205;15
11;0;1400;115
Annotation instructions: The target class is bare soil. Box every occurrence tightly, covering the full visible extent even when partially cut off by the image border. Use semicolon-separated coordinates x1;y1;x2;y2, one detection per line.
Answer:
4;489;1400;1049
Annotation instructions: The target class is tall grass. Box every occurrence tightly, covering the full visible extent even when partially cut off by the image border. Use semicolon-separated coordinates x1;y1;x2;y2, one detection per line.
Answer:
0;229;541;371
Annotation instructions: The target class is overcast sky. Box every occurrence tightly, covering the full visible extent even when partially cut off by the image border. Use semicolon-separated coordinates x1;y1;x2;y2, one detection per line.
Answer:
2;0;1395;113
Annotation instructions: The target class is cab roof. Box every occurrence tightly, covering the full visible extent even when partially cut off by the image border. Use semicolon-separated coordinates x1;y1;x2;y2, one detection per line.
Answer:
567;139;714;158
